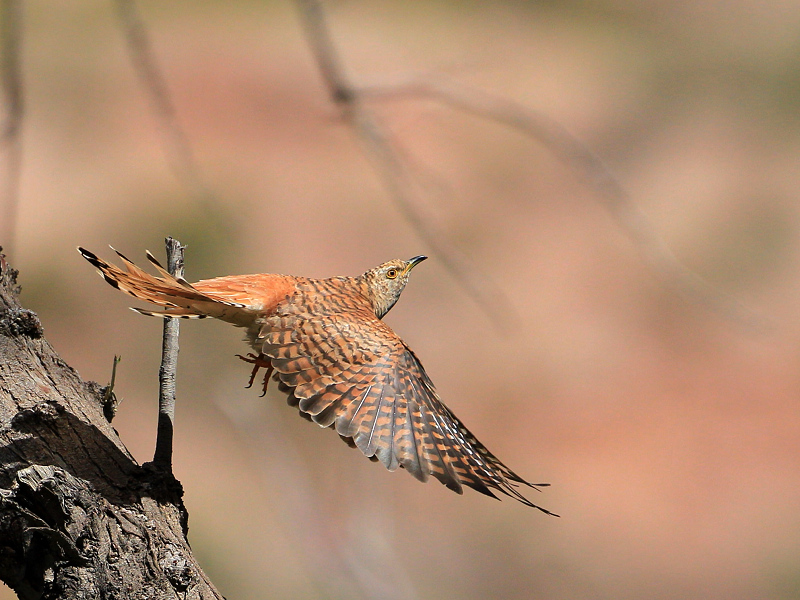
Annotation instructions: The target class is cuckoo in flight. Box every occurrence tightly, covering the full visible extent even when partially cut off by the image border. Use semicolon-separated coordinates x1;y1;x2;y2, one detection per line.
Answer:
79;247;555;514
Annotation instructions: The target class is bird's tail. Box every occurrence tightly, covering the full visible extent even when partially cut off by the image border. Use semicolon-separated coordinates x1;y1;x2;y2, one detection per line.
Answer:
78;246;246;320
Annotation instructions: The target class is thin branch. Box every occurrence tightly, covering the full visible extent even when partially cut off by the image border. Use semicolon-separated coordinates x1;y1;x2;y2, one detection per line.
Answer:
295;0;518;331
295;0;354;103
112;0;216;216
358;76;768;330
0;0;23;260
152;237;185;472
101;354;122;422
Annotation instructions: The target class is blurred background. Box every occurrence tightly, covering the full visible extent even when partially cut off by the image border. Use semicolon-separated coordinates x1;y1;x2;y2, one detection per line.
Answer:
3;0;800;598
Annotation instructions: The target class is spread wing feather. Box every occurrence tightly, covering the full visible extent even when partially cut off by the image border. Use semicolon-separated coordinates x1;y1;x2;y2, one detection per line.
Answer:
260;280;555;514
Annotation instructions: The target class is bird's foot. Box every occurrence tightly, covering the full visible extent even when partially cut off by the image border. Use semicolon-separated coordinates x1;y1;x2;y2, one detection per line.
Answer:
235;352;274;397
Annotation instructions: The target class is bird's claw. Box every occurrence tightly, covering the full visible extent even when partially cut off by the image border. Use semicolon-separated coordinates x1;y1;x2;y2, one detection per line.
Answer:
236;352;274;397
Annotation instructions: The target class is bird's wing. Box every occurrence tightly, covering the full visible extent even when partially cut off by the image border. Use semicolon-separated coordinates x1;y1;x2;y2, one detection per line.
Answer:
259;283;555;513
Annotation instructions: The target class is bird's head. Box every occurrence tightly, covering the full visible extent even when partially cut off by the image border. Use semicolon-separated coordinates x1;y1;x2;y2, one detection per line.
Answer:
362;255;427;318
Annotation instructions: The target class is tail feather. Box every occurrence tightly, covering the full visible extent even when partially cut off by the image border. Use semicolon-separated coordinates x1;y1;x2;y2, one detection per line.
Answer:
78;246;246;319
110;246;152;281
131;307;208;319
145;250;195;290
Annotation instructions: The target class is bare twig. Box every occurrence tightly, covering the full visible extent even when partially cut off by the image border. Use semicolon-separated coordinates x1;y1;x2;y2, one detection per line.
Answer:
113;0;216;215
0;0;23;259
295;0;518;331
152;237;185;472
358;77;766;328
101;355;122;422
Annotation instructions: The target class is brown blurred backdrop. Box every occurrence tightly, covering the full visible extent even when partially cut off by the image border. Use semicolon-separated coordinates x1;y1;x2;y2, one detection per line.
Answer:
4;1;800;598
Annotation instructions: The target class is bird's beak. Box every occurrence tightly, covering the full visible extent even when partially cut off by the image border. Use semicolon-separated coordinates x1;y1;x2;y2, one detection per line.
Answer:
403;255;427;275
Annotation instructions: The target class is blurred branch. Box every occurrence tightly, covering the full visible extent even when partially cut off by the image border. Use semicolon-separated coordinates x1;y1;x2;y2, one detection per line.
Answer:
0;0;23;259
152;237;185;472
356;77;767;329
113;0;217;216
295;0;518;331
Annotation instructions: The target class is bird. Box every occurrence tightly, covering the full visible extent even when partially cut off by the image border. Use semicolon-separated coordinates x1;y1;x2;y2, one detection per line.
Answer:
78;246;556;514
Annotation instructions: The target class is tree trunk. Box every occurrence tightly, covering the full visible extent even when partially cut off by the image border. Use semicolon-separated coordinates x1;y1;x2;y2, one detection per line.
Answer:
0;251;224;599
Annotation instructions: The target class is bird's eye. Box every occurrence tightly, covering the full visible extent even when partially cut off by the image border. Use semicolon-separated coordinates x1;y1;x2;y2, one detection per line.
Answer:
386;268;398;279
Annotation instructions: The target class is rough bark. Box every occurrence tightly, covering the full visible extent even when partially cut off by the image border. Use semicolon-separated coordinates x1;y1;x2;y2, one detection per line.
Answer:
0;251;224;599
